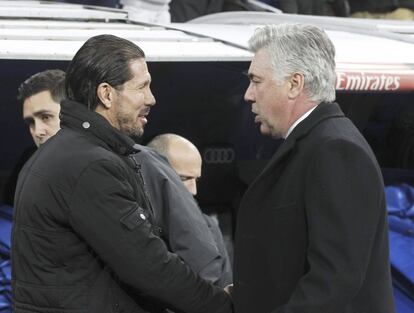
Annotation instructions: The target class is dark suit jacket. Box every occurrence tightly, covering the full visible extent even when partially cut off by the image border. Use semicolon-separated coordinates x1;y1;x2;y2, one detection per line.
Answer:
233;102;395;313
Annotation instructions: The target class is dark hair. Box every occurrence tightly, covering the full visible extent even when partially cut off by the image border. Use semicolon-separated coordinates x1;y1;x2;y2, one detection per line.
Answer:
65;34;145;111
17;69;66;104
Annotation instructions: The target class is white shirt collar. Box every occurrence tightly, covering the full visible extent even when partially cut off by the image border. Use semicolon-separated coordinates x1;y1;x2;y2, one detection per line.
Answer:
284;105;318;139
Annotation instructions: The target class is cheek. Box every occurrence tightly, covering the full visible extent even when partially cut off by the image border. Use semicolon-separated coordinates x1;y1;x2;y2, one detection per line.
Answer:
182;180;194;193
29;126;36;135
133;92;145;107
48;118;61;133
53;117;61;127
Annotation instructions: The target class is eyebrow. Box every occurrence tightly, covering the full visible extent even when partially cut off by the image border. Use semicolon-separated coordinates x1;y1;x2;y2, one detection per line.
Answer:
246;72;260;81
137;73;152;86
179;175;200;181
140;77;152;87
23;109;55;124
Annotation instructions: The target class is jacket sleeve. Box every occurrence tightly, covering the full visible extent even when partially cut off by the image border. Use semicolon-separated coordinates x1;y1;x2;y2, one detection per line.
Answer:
160;175;229;285
137;150;230;286
67;159;232;313
275;139;387;313
202;214;233;287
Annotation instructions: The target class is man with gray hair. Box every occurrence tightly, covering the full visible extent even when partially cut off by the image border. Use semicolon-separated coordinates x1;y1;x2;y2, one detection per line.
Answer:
233;23;395;313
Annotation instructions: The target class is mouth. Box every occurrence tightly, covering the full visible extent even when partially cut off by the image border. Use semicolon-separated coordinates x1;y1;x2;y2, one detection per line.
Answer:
252;110;261;123
138;108;150;124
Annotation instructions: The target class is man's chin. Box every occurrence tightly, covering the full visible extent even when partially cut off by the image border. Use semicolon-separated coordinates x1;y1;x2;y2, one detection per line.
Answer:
260;125;283;139
259;124;272;137
127;127;144;143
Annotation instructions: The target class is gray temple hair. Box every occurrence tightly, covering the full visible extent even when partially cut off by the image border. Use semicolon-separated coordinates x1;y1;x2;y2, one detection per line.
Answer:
248;23;336;103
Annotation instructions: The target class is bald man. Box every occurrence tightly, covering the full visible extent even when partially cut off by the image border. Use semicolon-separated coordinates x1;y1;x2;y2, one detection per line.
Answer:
132;134;232;287
148;134;201;196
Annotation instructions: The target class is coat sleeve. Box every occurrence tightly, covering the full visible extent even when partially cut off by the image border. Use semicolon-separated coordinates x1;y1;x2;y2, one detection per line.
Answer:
67;159;232;313
275;138;387;313
137;150;231;286
161;176;229;285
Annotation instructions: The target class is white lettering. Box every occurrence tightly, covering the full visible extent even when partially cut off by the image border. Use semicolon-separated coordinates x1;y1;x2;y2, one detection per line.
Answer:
370;76;380;90
346;75;362;90
393;77;401;90
336;72;346;90
335;72;401;91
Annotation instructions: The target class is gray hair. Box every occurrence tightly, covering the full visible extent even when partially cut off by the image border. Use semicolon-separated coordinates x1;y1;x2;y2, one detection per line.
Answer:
248;23;336;103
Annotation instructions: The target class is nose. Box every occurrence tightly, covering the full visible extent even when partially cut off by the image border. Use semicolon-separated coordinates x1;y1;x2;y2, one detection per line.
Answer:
185;179;197;196
244;82;254;104
146;88;156;107
32;120;47;139
30;120;47;146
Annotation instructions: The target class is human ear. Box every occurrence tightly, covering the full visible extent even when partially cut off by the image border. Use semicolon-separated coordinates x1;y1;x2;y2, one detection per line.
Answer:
96;82;113;109
288;73;304;99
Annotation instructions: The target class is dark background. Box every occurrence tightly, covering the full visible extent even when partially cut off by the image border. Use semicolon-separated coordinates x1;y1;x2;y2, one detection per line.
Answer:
1;59;414;226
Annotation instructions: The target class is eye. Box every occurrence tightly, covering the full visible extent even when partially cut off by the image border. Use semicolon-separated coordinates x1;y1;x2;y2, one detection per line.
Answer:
248;75;261;85
179;176;200;183
179;175;192;182
41;114;53;122
139;81;151;90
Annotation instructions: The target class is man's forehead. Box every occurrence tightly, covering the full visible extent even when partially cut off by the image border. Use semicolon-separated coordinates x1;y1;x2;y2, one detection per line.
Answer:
129;59;151;79
23;90;60;115
249;51;271;73
176;166;201;179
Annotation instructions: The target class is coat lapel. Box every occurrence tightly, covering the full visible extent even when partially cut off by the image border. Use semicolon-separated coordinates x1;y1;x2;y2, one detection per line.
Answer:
242;102;345;203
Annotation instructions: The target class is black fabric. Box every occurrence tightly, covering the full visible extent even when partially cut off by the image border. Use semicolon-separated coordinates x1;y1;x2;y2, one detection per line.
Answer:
170;0;225;22
233;103;395;313
12;100;232;313
386;105;414;169
399;0;414;10
170;0;254;22
277;0;350;16
348;0;400;13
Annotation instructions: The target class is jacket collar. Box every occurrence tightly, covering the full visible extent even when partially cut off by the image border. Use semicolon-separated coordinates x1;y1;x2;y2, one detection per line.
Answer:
250;102;345;186
286;102;344;143
60;99;140;156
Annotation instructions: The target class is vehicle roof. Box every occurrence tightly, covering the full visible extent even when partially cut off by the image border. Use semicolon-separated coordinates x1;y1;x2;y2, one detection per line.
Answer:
1;1;414;91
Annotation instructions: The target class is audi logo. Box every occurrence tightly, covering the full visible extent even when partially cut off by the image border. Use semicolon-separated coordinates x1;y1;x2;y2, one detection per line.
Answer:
203;148;235;164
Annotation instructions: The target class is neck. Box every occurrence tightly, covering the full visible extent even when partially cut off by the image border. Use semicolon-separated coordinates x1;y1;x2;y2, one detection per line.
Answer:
95;105;119;130
284;96;317;137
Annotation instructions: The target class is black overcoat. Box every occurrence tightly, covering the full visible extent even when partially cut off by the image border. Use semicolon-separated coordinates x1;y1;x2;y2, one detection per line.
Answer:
233;102;395;313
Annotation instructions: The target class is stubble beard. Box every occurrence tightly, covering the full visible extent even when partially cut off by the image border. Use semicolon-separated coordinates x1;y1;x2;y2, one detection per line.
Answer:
116;110;144;139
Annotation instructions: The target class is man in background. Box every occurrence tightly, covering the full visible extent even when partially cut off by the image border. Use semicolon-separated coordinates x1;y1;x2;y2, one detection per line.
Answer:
4;69;65;205
0;69;66;313
142;133;233;287
17;69;65;147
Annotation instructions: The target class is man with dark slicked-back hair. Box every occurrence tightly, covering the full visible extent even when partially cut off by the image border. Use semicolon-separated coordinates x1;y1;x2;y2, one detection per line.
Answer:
17;69;65;147
0;69;66;313
12;34;233;313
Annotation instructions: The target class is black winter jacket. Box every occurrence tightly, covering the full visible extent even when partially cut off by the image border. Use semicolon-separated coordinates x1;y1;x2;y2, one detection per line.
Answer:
349;0;414;13
12;100;233;313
